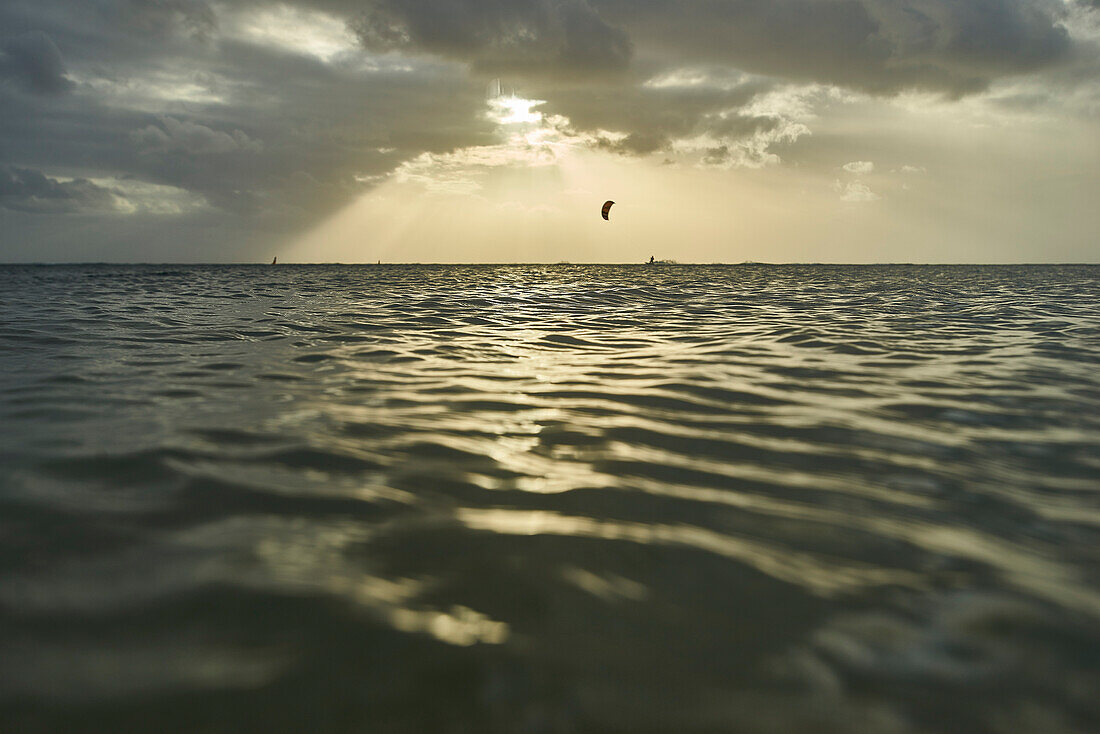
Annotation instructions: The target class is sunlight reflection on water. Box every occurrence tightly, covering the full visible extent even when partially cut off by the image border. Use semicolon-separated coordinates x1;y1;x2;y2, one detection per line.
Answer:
1;264;1098;732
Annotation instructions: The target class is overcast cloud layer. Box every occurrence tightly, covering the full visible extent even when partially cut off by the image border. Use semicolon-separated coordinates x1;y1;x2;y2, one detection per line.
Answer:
1;0;1098;262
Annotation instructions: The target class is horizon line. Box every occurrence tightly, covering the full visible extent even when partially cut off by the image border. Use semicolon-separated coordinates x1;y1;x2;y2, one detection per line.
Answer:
1;262;1098;267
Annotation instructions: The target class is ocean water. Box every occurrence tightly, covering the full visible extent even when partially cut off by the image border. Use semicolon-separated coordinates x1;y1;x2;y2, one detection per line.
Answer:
1;263;1098;733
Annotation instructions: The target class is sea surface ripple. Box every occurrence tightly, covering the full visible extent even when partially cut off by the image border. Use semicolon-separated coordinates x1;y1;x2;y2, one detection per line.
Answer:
1;264;1098;733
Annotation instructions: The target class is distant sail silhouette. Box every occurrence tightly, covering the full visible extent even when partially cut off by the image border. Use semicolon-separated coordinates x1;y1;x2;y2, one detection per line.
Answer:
601;200;615;220
271;256;277;265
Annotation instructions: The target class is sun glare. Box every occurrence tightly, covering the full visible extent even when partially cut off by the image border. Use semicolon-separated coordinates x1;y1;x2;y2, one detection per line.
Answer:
488;95;545;125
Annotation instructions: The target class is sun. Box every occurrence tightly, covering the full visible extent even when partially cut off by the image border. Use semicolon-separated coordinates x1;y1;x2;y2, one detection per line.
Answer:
488;95;545;125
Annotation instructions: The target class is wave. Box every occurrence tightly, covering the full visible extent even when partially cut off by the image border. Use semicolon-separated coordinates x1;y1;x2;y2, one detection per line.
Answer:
1;264;1098;732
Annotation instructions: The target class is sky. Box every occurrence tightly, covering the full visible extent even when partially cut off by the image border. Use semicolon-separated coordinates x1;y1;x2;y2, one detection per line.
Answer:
1;0;1098;263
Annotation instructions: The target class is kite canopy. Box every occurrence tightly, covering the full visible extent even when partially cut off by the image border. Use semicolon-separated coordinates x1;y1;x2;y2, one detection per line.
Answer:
601;200;615;220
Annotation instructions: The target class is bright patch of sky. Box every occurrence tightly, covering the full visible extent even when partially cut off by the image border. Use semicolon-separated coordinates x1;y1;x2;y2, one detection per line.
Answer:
742;85;842;121
396;79;827;196
670;121;811;169
71;69;232;112
390;90;598;195
487;95;546;125
215;2;358;62
89;178;210;215
642;68;749;90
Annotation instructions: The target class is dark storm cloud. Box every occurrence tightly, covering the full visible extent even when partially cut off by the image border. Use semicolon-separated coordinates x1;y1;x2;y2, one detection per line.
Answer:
586;0;1074;96
347;0;632;78
0;0;493;217
131;116;263;155
0;0;506;261
0;164;117;213
119;0;217;39
0;32;74;94
331;0;1078;96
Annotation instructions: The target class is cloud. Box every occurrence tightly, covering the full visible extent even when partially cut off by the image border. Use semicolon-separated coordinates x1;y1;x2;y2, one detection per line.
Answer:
592;0;1074;96
393;104;581;194
0;165;120;213
337;0;1079;95
837;180;882;202
0;2;494;222
131;116;263;155
673;117;811;169
92;176;209;214
534;74;806;160
348;0;632;78
592;130;668;155
0;32;74;94
120;0;217;40
843;160;874;173
0;0;1097;262
219;3;358;62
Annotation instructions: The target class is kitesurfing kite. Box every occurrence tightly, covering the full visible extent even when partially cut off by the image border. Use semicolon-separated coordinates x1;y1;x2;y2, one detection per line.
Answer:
601;200;615;220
